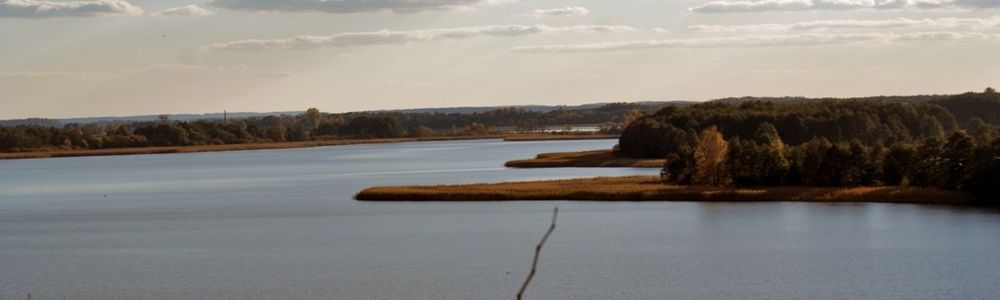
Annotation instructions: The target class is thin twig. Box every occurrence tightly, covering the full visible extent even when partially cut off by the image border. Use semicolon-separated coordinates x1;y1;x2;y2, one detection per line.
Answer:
517;207;558;300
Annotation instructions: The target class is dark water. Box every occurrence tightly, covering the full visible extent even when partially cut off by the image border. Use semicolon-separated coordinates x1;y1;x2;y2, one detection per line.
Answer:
1;139;998;299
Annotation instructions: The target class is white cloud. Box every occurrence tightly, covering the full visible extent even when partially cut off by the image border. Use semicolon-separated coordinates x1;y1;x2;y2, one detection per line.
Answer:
511;31;1000;53
207;0;513;14
688;16;1000;32
0;0;143;18
208;24;636;51
154;5;213;16
527;6;589;17
688;0;1000;13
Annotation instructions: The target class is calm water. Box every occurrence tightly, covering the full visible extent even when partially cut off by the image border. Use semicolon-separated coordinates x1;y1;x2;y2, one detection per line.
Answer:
1;139;999;299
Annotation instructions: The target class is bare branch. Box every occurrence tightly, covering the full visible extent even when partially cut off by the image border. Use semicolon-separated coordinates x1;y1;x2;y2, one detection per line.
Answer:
517;207;558;300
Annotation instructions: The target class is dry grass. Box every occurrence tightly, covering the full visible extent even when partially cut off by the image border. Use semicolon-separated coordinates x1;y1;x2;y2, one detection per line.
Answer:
0;135;506;160
356;175;973;205
502;134;619;142
505;150;664;168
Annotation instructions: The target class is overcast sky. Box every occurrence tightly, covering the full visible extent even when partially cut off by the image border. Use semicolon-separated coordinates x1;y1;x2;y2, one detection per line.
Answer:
2;0;1000;119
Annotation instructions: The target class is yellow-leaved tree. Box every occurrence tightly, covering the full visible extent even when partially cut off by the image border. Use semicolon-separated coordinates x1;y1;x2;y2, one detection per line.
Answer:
694;126;729;186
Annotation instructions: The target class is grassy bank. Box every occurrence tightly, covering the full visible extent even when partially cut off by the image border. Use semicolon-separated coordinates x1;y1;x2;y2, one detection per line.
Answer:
505;150;664;168
502;134;619;142
356;176;973;205
0;135;504;160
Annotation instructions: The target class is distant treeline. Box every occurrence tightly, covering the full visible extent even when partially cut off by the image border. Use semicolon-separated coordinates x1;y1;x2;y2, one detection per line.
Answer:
0;103;653;152
619;88;1000;202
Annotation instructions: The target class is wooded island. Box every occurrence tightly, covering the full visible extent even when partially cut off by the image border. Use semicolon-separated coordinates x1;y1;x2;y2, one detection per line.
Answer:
359;89;1000;205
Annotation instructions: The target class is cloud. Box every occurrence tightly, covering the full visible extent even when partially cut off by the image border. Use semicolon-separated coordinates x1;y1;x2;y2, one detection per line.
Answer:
689;16;1000;32
256;71;295;79
0;71;116;79
154;5;213;16
511;31;1000;53
208;24;636;51
207;0;513;14
688;0;1000;13
526;6;589;17
0;64;250;80
0;0;143;18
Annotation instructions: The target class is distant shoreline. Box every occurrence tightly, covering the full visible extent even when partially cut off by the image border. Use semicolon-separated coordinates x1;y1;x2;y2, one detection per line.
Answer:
0;133;619;160
356;176;975;205
0;136;501;160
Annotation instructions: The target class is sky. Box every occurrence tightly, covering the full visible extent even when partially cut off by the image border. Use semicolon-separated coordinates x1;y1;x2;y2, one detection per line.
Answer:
2;0;1000;119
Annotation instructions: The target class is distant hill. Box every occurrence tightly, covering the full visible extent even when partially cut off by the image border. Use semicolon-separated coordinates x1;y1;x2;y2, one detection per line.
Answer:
709;93;1000;125
0;118;62;127
711;95;951;105
0;111;296;127
380;101;684;114
1;101;686;127
60;112;301;125
931;91;1000;124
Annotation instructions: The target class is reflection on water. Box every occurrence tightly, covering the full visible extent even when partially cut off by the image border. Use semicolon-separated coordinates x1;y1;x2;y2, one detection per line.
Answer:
1;139;999;299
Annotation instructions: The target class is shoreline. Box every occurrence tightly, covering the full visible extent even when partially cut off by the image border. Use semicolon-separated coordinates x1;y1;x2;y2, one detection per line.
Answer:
502;134;618;142
0;135;504;160
505;149;664;168
1;133;626;161
356;176;975;205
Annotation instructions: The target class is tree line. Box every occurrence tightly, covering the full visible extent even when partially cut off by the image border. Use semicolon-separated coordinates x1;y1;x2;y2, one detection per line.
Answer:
0;103;653;152
659;124;999;202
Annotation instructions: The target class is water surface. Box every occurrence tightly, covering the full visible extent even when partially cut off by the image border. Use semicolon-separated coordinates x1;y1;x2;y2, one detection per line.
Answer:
1;139;999;299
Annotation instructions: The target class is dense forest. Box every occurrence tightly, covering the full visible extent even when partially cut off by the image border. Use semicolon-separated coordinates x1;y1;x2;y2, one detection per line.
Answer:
0;103;653;152
617;88;1000;202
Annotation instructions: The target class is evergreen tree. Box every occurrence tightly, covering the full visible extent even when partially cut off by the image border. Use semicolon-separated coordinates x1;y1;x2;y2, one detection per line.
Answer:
965;137;1000;202
911;138;946;187
882;143;916;186
942;132;975;190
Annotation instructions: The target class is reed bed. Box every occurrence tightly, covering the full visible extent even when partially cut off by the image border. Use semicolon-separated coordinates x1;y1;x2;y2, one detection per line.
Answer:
502;134;619;142
505;150;664;168
356;176;972;205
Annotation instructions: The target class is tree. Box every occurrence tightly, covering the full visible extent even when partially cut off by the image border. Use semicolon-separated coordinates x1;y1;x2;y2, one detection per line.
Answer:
788;138;832;186
410;125;435;137
465;122;488;135
918;115;945;140
910;138;946;187
661;153;693;184
965;137;1000;202
725;137;789;187
754;122;782;148
305;108;321;130
965;117;995;144
622;109;643;128
818;143;852;186
618;118;691;158
693;126;729;186
882;143;916;186
942;132;975;190
844;141;871;186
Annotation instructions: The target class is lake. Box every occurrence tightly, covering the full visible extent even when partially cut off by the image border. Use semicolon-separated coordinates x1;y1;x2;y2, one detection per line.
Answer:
1;139;999;299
